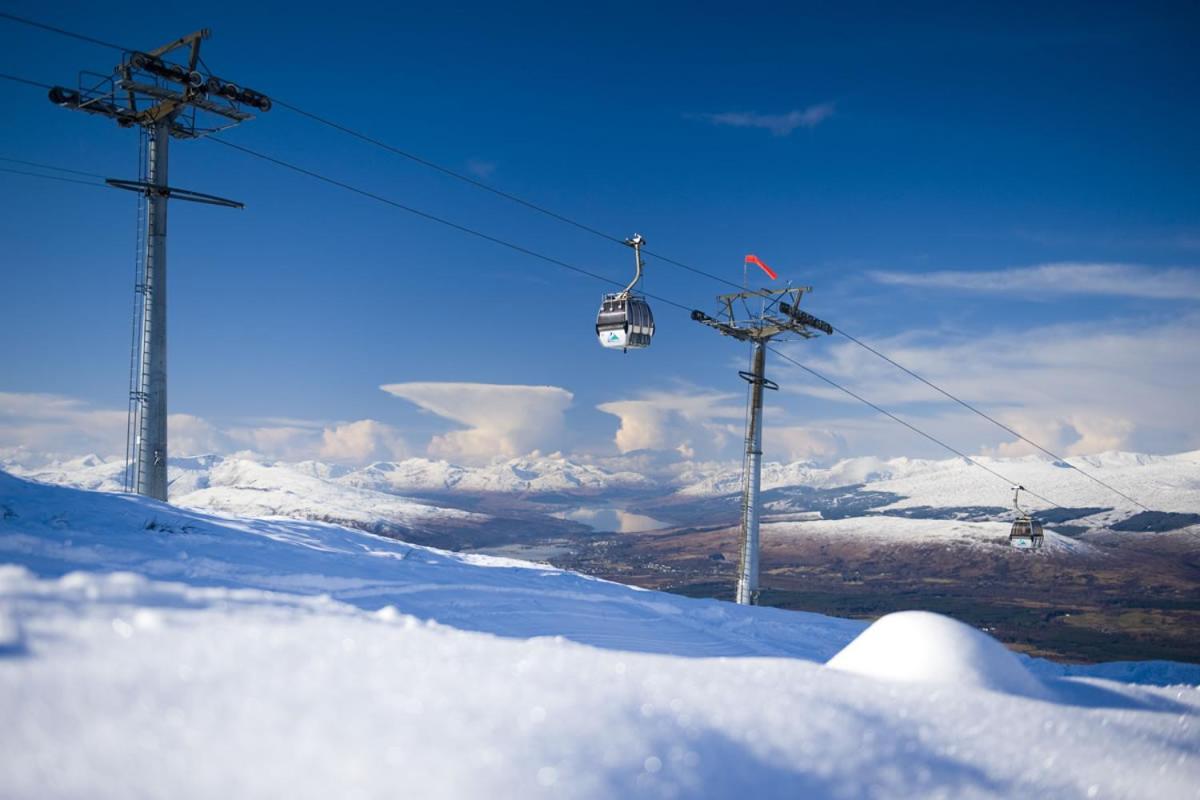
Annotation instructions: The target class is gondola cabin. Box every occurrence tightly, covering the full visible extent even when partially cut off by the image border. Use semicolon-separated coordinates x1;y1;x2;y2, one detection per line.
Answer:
596;232;655;352
597;293;654;350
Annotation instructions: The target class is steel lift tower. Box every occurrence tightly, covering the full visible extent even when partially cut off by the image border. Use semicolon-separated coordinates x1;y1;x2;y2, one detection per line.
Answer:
49;29;270;501
692;289;832;604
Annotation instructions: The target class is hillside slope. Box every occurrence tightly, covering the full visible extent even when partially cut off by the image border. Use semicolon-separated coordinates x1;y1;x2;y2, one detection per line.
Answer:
1;471;1199;799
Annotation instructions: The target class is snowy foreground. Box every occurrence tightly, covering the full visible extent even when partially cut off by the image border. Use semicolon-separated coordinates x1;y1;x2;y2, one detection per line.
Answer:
1;472;1198;799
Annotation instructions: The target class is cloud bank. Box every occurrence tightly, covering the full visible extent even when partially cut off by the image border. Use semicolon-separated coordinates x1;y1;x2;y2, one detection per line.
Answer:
870;262;1200;300
7;307;1199;475
780;313;1200;457
596;390;744;457
381;382;573;464
0;392;407;466
320;420;409;463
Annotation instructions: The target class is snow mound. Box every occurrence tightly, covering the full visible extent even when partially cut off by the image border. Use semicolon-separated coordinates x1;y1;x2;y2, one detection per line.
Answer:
826;610;1050;699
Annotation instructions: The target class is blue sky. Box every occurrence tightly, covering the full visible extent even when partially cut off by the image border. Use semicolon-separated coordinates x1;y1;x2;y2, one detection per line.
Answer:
1;1;1198;466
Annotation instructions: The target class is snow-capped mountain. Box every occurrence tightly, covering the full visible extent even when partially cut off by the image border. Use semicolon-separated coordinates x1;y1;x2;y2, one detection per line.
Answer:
672;455;907;496
2;454;484;537
340;453;652;495
0;452;659;544
674;450;1200;515
7;449;1200;541
177;459;484;535
1;470;1197;798
6;451;653;499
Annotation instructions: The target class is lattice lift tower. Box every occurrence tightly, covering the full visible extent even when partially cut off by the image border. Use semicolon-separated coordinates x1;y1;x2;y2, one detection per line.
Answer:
692;289;832;604
48;28;270;501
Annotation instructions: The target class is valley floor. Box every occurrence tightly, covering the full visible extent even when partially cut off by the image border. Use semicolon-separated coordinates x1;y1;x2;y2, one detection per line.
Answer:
558;516;1200;664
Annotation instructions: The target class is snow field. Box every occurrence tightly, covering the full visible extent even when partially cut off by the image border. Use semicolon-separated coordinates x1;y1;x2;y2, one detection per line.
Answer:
2;567;1199;800
2;471;1200;798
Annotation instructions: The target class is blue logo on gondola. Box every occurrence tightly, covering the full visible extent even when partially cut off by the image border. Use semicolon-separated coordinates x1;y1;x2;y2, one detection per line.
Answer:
607;333;620;342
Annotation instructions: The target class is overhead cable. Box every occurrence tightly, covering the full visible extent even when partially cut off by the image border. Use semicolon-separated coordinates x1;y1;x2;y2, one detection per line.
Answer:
0;155;108;179
766;345;1065;509
0;72;54;90
204;136;1071;508
827;328;1149;510
0;166;107;188
0;11;130;52
0;51;1128;509
207;135;694;314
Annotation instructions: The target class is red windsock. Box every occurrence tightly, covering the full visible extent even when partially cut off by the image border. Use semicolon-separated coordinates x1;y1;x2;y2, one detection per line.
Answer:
745;254;778;280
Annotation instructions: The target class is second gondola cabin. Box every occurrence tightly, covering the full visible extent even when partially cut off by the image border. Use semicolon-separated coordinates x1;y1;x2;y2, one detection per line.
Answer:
1008;486;1045;550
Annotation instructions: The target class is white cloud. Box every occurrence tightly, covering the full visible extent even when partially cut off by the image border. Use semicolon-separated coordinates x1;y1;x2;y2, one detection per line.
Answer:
870;262;1200;300
381;382;573;464
697;103;836;136
224;424;320;459
1066;415;1135;455
770;426;845;462
597;390;744;456
319;420;408;463
0;392;408;466
0;392;127;457
596;400;671;453
170;413;233;456
981;413;1135;458
221;418;408;464
777;314;1200;457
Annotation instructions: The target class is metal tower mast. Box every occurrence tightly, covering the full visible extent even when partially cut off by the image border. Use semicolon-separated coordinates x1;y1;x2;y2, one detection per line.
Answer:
692;288;832;604
48;28;269;501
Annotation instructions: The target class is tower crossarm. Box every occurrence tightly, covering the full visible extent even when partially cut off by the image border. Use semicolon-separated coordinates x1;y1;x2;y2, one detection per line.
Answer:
692;286;831;342
117;80;253;124
690;310;752;341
